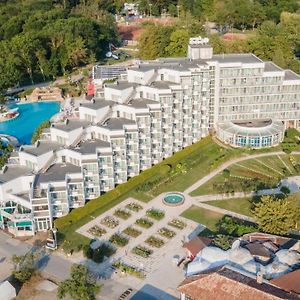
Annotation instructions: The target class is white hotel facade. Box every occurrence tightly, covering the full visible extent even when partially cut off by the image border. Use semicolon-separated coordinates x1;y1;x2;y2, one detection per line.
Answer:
1;38;300;236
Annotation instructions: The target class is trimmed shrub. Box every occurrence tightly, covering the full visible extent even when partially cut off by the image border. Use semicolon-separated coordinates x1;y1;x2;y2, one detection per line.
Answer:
109;233;129;247
146;208;165;220
145;236;164;248
135;218;153;228
123;227;141;238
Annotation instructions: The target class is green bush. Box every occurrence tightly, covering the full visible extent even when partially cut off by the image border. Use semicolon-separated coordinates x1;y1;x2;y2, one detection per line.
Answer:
109;233;129;247
216;216;257;237
123;227;141;238
135;218;153;228
113;261;145;278
31;120;51;144
146;208;165;220
83;243;115;263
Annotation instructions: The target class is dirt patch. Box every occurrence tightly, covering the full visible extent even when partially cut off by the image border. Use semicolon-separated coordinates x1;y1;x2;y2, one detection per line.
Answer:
16;273;60;300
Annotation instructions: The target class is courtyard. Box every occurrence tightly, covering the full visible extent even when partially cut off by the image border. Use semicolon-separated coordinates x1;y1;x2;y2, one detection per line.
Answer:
75;192;206;299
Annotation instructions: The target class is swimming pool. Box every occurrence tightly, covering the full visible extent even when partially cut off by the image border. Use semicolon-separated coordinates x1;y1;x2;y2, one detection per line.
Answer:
0;102;60;144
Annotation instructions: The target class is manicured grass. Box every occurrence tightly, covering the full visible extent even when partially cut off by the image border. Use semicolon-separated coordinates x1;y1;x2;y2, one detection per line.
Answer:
203;198;255;217
150;139;239;195
190;173;225;196
180;205;224;232
190;155;299;196
56;137;284;253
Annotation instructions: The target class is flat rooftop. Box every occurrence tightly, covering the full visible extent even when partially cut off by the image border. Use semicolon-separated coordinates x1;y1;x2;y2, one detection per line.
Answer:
127;98;158;109
52;119;89;132
73;139;111;154
208;53;263;64
264;62;283;72
106;81;138;90
150;81;174;89
284;70;300;81
102;117;136;130
36;163;82;185
21;141;61;156
0;165;32;183
80;100;115;110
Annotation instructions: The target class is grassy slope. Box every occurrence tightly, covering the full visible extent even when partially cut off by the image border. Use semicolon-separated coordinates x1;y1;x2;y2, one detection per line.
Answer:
203;198;254;217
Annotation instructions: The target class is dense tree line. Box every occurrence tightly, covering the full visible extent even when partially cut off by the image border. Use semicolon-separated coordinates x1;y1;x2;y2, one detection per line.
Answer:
139;12;300;74
0;0;120;98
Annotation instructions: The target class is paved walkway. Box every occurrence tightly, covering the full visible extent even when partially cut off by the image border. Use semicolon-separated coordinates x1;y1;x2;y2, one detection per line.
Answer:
184;151;284;194
193;188;282;202
78;194;201;274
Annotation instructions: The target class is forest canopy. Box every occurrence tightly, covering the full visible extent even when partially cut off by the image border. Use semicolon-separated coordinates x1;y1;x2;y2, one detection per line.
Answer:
0;0;120;97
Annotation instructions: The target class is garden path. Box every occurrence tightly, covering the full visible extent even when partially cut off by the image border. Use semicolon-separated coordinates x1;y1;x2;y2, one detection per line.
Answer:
184;151;284;194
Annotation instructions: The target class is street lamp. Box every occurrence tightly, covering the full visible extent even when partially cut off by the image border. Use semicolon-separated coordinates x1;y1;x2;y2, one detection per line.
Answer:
52;226;58;250
149;3;152;18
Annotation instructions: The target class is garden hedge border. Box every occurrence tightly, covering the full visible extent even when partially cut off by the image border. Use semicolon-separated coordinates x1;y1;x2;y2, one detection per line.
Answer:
55;136;213;230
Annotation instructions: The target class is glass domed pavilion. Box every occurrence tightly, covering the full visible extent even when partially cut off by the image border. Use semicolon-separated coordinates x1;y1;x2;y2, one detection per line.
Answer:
216;119;285;148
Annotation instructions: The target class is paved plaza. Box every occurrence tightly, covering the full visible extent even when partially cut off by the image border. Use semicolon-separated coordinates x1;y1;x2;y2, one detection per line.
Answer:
77;193;203;299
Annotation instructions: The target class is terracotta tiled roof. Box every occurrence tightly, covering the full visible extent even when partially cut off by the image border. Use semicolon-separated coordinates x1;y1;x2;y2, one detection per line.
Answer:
183;236;212;256
178;266;300;300
271;269;300;295
242;232;294;247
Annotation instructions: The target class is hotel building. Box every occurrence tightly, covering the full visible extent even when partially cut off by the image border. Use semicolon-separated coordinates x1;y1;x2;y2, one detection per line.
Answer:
1;37;300;235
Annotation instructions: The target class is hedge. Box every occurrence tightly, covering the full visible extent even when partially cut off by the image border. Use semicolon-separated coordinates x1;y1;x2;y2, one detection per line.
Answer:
55;136;215;231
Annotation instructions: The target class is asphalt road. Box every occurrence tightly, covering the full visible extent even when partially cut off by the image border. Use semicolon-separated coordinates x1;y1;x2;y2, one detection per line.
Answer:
0;231;71;281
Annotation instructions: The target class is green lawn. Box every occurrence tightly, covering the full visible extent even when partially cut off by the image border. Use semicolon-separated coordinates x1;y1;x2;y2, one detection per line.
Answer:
180;205;224;232
190;154;300;196
56;136;290;253
203;198;254;217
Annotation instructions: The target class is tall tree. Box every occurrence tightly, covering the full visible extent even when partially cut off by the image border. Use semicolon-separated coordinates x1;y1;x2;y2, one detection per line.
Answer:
253;195;300;235
58;264;99;300
165;29;189;57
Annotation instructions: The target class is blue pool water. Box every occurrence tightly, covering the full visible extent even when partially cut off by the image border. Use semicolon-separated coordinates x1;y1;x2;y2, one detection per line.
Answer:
0;102;60;144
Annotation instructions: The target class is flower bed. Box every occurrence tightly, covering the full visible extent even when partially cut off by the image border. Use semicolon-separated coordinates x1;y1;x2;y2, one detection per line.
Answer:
100;216;119;229
125;202;143;212
135;218;153;229
146;208;165;220
113;261;145;278
87;225;106;237
145;236;165;248
168;218;186;230
158;227;176;239
114;209;131;220
132;246;153;258
109;233;129;247
123;226;142;238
